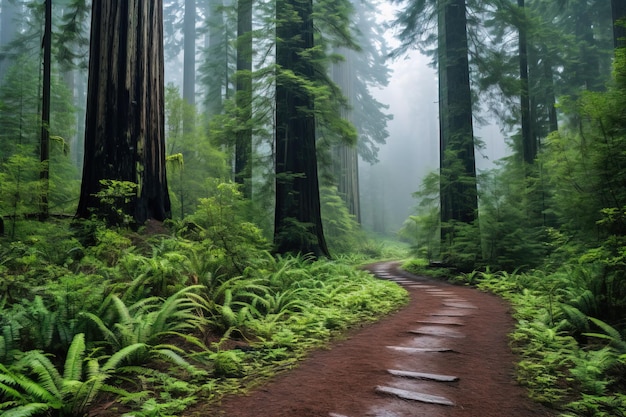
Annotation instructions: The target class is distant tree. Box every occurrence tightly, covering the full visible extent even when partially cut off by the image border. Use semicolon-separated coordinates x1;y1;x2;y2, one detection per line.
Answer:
76;0;171;225
274;0;330;257
234;0;252;197
39;0;52;219
612;0;626;49
330;0;392;223
0;0;19;81
202;0;230;119
183;0;196;134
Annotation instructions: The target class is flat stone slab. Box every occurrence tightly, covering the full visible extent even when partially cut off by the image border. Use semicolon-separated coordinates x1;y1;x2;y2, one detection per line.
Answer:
375;385;455;406
387;345;454;353
416;319;464;326
387;369;459;382
329;413;350;417
443;302;477;309
409;326;465;338
431;309;473;317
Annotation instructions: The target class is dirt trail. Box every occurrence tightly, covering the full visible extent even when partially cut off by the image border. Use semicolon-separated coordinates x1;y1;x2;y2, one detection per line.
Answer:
200;261;557;417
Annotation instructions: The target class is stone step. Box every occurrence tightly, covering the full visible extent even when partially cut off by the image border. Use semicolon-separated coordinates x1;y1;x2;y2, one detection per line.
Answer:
408;327;465;338
387;369;459;382
387;345;455;353
416;319;464;326
443;302;477;309
375;385;455;406
431;309;473;317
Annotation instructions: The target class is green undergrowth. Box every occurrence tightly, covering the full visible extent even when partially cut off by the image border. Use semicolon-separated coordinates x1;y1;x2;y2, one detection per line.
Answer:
421;264;626;417
0;217;408;416
401;258;457;280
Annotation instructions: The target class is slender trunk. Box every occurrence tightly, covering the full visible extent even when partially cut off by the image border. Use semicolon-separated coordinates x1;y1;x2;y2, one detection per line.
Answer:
331;48;361;223
206;0;225;117
183;0;195;134
235;0;252;197
612;0;626;50
518;0;535;164
39;0;52;220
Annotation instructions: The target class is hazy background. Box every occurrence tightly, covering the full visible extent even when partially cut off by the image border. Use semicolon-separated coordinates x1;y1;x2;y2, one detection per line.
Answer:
359;5;510;234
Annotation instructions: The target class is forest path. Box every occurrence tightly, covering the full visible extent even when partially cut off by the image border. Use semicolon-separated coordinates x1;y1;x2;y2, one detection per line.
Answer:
199;261;557;417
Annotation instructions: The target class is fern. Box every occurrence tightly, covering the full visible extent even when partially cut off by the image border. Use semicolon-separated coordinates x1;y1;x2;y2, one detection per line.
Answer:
584;317;626;353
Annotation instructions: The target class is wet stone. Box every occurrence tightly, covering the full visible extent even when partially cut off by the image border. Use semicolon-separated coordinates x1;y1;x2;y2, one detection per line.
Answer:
408;326;465;338
431;309;473;317
387;345;455;353
416;319;464;326
387;369;459;382
375;385;455;406
443;302;477;309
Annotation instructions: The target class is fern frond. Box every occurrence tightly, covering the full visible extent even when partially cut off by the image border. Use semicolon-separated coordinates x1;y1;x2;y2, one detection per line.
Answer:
153;348;197;373
81;312;120;347
63;333;85;381
0;402;52;417
22;352;62;399
101;343;148;372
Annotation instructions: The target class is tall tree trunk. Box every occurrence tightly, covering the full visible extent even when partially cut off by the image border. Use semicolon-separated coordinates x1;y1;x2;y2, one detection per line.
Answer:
518;0;535;164
438;0;478;230
613;0;626;49
39;0;51;220
274;0;330;257
235;0;252;197
206;0;225;117
76;0;171;225
183;0;196;134
331;48;361;222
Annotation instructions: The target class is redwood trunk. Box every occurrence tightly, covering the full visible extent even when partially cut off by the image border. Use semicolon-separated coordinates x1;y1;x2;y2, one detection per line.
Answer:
76;0;170;224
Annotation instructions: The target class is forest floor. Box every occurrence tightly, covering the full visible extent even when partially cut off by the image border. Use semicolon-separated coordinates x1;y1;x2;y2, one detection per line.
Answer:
193;261;558;417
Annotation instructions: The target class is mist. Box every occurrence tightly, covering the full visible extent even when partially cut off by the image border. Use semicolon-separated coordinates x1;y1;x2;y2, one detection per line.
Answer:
359;47;509;236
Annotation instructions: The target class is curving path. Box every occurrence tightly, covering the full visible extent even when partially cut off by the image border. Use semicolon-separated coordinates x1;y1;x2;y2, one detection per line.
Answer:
200;261;556;417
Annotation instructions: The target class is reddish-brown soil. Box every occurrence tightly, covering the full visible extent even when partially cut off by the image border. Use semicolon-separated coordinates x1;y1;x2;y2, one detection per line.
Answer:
193;262;557;417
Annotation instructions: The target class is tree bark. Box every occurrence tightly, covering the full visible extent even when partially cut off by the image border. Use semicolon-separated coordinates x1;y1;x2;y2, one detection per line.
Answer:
76;0;171;225
274;0;330;257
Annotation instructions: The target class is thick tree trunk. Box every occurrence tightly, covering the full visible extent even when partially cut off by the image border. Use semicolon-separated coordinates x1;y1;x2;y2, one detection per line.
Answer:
76;0;171;225
438;0;478;228
274;0;330;257
235;0;252;197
